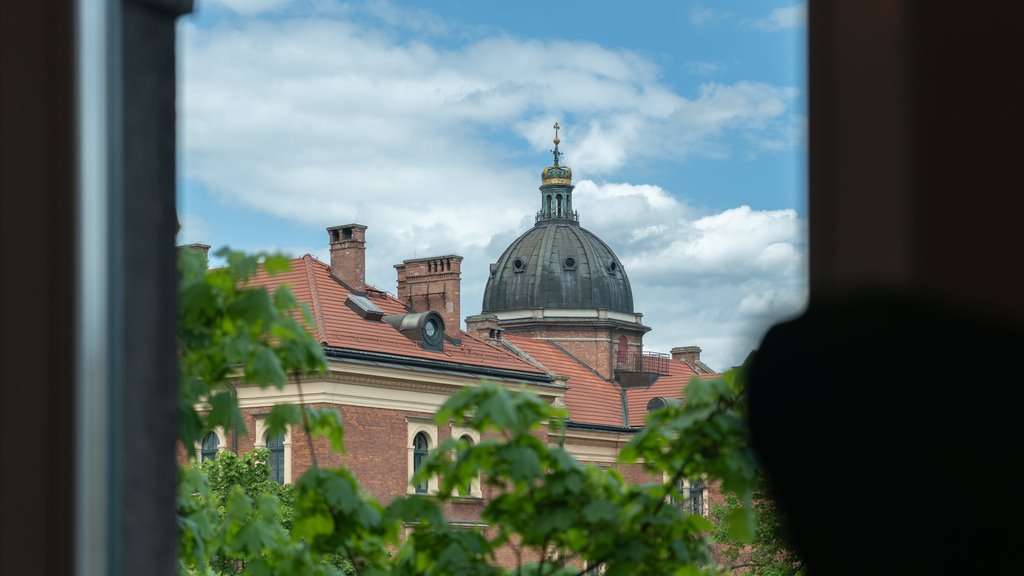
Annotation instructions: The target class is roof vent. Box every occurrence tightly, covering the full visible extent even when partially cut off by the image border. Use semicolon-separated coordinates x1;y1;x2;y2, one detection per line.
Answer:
346;294;384;321
646;396;681;412
382;311;445;352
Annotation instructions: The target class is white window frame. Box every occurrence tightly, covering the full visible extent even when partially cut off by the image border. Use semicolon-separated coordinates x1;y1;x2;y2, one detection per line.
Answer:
451;425;483;498
192;427;227;463
680;477;709;517
663;473;710;517
254;417;292;484
407;419;439;495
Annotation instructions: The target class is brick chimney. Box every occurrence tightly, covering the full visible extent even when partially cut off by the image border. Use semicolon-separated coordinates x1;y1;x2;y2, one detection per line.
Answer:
394;255;463;340
178;243;211;268
671;346;702;366
465;313;501;342
327;224;367;292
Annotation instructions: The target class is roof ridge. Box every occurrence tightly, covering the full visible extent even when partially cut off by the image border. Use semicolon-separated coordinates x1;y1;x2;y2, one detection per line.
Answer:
304;253;330;269
302;254;329;344
460;331;553;371
490;337;555;376
547;340;615;383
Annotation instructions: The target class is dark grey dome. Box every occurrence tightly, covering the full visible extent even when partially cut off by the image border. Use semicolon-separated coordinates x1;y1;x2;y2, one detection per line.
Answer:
482;220;634;313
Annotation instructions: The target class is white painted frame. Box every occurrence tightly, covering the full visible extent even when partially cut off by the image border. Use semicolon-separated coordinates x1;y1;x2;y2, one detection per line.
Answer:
254;418;292;484
407;420;439;495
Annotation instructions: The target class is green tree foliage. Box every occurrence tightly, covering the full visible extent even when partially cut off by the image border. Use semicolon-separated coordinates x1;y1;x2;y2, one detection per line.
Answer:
710;477;802;576
177;249;765;575
178;247;328;457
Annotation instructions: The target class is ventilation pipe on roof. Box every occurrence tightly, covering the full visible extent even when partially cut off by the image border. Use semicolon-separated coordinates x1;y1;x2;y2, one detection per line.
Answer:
646;396;682;412
394;255;463;342
382;311;445;352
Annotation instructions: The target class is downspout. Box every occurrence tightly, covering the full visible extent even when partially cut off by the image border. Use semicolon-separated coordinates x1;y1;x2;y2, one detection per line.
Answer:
620;388;630;428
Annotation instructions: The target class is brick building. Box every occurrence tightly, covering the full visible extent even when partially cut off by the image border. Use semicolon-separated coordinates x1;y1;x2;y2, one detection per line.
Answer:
190;128;717;538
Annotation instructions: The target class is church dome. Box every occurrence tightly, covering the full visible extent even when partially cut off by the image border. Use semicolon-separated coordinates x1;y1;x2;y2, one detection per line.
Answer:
482;220;634;313
482;123;634;314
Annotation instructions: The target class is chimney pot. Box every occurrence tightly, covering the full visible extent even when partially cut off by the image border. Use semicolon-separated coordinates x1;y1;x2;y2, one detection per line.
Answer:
671;346;702;366
178;243;211;268
394;255;463;340
328;224;367;292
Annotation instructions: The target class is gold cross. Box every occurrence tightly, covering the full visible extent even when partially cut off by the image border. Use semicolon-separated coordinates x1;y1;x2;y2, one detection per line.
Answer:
553;122;560;144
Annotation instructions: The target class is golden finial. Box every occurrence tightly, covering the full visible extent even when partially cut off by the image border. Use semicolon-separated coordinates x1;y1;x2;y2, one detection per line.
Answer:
551;122;562;166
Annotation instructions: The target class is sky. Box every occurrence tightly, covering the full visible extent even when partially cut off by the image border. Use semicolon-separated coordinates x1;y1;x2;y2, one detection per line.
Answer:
176;0;808;370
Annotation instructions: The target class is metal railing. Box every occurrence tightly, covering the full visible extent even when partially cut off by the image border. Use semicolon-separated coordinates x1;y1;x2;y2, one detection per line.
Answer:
614;351;670;375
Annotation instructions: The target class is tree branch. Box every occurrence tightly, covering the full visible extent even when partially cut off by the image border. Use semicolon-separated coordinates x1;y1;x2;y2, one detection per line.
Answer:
293;372;319;470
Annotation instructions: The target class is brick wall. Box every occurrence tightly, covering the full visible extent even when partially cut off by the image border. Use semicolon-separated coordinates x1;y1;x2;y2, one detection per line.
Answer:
504;324;644;379
180;400;723;570
395;255;463;339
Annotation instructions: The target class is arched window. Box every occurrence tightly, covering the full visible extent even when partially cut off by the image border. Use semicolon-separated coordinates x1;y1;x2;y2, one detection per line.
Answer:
556;194;562;217
200;432;219;463
457;435;475;497
266;431;285;485
413;432;429;494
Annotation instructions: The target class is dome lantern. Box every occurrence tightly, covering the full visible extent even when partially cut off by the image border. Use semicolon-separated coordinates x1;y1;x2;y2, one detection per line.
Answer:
538;122;577;223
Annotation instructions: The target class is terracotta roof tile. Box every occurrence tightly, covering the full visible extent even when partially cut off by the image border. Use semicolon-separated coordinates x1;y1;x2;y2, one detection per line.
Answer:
625;360;718;426
503;336;624;427
499;336;721;428
244;256;547;377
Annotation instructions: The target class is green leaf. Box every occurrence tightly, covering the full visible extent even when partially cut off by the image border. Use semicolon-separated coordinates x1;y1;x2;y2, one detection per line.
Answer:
305;406;346;454
292;511;334;540
726;505;756;542
207;391;244;434
266;404;302;438
263;254;291;275
249;346;285;388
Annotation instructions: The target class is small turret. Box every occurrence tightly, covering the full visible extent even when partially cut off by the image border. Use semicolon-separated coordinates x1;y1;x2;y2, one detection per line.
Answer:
537;122;577;223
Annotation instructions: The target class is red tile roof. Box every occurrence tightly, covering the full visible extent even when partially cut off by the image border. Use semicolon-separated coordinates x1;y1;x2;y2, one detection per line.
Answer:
501;336;719;428
245;255;548;377
239;254;719;427
503;336;625;427
624;360;710;427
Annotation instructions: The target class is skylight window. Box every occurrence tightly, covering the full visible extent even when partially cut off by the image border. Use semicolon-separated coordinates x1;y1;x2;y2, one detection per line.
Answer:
346;294;384;321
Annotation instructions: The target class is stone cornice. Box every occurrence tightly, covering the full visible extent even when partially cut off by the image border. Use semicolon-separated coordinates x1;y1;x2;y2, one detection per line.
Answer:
231;358;566;413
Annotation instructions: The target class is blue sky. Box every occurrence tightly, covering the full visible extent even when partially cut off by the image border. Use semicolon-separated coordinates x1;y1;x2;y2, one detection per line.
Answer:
177;0;807;369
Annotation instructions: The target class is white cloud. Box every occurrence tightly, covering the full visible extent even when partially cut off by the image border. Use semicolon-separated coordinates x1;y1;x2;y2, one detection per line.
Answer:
751;4;806;32
564;181;807;369
179;5;806;369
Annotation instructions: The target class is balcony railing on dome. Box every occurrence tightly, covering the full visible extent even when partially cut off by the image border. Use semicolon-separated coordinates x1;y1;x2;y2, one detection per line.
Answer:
613;351;670;389
536;209;580;223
